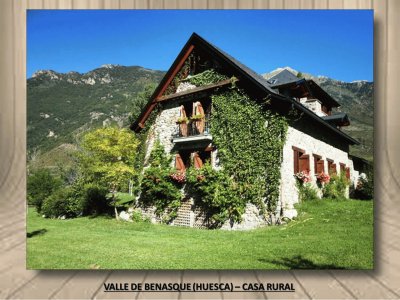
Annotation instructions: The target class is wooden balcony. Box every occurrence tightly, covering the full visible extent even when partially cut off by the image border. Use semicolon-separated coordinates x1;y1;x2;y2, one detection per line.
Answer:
172;118;212;144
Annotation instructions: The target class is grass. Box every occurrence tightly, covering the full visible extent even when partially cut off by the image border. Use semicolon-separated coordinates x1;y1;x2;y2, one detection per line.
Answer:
27;198;373;270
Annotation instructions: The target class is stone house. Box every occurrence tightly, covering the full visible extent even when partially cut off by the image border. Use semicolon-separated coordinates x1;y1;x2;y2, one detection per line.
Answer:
130;33;360;229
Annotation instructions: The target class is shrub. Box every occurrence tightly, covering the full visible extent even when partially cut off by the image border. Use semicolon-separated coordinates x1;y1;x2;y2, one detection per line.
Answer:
80;183;110;216
353;171;374;200
323;174;349;199
41;187;78;218
27;168;63;212
297;182;319;202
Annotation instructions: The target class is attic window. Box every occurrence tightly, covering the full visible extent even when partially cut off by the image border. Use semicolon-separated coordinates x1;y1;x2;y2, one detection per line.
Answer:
267;79;277;84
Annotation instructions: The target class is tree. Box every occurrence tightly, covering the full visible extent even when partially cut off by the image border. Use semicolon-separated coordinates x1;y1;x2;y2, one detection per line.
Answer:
296;71;303;78
27;168;63;213
78;127;139;219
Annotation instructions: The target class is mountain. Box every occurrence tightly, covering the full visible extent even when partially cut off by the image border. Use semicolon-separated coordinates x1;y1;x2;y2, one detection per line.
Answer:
27;65;165;160
263;67;373;161
27;65;373;170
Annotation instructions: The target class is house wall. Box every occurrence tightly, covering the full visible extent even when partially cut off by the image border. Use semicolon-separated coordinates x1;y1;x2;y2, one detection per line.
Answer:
279;126;356;219
144;102;180;166
142;103;359;229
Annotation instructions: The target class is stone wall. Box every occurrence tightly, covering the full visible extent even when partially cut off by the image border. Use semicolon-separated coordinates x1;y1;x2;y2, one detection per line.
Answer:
140;104;359;230
279;126;357;219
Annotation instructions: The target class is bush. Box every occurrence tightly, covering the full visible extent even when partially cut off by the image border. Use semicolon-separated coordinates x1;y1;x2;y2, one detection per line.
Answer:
27;168;63;212
41;187;78;218
323;174;349;199
80;183;110;216
297;182;319;202
353;171;374;200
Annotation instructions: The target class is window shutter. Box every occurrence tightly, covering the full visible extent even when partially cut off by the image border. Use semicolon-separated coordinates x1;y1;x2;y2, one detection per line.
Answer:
193;152;204;169
179;105;188;137
340;163;346;174
316;160;325;174
194;102;205;134
293;150;300;173
299;154;310;172
175;154;186;173
329;163;337;175
345;167;350;179
180;105;187;118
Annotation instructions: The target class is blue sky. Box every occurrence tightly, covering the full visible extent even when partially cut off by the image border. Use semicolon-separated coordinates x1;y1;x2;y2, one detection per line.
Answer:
27;10;373;82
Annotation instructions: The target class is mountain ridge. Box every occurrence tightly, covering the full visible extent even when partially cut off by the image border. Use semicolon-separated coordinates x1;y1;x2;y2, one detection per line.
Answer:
27;65;373;169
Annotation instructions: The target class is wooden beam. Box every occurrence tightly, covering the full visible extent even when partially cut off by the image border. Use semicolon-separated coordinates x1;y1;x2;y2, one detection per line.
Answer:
155;79;234;103
155;44;195;99
135;44;195;129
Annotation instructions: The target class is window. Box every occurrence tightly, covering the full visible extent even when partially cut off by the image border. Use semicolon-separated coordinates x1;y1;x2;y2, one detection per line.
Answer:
339;163;346;174
345;167;350;179
313;154;324;174
293;146;309;174
327;159;336;175
176;150;212;172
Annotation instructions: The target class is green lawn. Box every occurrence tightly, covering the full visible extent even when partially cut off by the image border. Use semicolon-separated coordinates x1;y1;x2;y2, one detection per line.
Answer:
27;198;373;269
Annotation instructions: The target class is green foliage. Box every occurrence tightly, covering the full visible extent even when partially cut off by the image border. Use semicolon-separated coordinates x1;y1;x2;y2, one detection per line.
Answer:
353;171;374;200
210;88;288;213
323;174;349;199
79;183;110;215
138;141;182;223
41;181;110;218
41;187;79;218
296;182;319;202
186;163;243;227
186;69;228;86
296;71;303;78
78;126;139;194
27;168;63;212
27;66;164;155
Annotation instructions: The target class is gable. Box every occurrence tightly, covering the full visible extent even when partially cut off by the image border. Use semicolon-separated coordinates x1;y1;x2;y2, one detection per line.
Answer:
130;32;359;146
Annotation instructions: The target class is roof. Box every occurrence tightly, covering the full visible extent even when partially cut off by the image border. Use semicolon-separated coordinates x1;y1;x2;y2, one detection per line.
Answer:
267;69;301;86
130;32;358;145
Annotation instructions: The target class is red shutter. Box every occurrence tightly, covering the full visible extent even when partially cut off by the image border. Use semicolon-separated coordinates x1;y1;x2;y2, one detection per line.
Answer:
345;167;350;179
316;160;325;174
179;105;188;137
193;152;204;169
299;154;310;172
340;163;346;174
293;150;300;173
193;102;205;134
175;154;186;173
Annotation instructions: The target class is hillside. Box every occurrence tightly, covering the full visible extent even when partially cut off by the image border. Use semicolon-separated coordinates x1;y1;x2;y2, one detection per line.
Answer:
27;65;165;158
27;65;373;169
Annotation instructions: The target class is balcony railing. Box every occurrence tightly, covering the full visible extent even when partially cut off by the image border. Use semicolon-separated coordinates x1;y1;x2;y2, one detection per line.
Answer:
174;118;210;138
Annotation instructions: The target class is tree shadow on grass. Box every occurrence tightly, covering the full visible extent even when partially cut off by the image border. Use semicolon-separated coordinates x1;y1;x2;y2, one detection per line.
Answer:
258;255;346;269
27;229;47;238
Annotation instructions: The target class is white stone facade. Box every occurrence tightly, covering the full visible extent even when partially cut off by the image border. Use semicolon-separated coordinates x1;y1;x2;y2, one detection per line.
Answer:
279;126;357;218
140;103;359;230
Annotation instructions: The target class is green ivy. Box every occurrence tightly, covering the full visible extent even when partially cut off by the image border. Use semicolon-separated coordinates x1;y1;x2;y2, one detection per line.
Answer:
185;70;228;86
138;141;182;223
210;88;288;213
186;163;243;227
